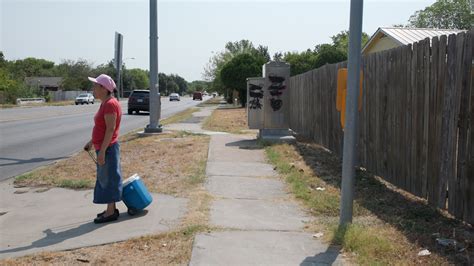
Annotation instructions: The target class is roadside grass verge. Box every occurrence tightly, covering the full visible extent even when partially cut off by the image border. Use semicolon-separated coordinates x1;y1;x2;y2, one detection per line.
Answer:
202;107;248;134
265;141;473;265
197;96;224;107
0;101;75;109
14;130;209;197
160;107;199;125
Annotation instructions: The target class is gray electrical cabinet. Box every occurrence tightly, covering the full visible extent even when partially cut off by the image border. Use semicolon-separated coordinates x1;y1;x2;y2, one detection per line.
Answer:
262;61;290;129
247;77;265;129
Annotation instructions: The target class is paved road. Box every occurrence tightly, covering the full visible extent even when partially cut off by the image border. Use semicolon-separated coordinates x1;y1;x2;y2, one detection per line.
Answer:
0;96;209;181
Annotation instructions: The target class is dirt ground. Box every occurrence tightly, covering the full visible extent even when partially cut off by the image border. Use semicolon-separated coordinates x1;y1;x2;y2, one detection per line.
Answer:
202;107;248;134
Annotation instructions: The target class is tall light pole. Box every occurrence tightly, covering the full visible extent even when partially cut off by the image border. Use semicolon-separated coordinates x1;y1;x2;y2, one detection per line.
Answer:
339;0;364;226
145;0;162;133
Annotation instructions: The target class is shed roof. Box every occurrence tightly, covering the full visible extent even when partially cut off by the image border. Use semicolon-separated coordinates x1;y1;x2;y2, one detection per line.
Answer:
362;27;465;53
25;77;63;87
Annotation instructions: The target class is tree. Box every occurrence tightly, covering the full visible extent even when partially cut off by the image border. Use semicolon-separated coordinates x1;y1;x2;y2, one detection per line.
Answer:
220;53;265;107
0;52;5;68
408;0;473;29
331;30;370;55
188;80;210;94
8;57;56;79
313;44;347;69
283;49;318;76
158;73;169;95
56;59;93;90
127;68;149;91
203;40;269;96
169;74;188;95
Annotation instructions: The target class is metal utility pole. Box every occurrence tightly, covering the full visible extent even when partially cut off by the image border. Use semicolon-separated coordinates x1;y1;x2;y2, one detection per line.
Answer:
145;0;162;133
339;0;364;226
114;32;123;99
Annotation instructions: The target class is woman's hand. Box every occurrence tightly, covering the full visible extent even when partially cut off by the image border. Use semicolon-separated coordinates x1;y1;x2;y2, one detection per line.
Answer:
97;150;106;166
84;140;92;151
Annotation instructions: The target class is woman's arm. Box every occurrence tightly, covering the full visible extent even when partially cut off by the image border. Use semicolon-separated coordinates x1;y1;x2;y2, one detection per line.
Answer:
97;113;117;165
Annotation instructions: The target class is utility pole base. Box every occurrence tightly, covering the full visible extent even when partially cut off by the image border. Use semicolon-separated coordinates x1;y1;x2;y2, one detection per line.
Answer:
144;124;163;133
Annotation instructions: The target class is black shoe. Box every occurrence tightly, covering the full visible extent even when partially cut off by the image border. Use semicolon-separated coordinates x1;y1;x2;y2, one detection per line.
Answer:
94;210;119;224
97;209;119;217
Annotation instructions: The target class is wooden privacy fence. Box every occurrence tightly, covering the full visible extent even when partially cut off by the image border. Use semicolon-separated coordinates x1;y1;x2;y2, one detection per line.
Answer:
288;30;473;224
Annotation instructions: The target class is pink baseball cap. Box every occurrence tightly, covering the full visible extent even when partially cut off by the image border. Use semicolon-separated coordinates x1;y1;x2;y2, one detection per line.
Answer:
88;74;116;92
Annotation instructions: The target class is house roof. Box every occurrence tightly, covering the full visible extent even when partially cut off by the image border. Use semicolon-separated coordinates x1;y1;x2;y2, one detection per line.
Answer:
25;77;63;87
362;27;465;53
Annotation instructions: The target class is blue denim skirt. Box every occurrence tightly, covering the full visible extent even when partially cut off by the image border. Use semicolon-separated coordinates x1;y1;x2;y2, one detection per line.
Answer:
94;142;123;204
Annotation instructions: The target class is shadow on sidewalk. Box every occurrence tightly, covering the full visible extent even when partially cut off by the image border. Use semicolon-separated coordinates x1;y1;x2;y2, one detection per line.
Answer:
225;139;262;150
300;245;342;265
0;210;149;256
0;156;68;167
0;221;101;255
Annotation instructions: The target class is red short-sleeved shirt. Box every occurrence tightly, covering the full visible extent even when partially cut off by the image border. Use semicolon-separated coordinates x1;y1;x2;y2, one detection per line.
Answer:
92;97;122;151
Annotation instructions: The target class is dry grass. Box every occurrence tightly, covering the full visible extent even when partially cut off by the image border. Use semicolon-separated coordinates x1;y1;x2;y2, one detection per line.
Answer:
0;101;76;109
202;107;248;134
265;141;474;265
197;96;224;107
161;108;199;126
14;131;209;197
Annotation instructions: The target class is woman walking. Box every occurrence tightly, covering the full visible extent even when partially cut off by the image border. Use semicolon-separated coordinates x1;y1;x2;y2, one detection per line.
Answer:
84;74;123;224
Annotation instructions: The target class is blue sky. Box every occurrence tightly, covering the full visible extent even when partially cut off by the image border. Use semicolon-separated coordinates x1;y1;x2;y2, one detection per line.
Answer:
1;0;434;81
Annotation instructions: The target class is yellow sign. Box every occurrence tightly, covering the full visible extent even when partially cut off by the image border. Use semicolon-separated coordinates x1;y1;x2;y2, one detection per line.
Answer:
336;68;363;129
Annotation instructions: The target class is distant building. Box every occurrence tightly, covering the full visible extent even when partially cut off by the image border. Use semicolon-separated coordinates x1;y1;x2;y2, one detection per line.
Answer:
362;27;465;55
25;77;63;91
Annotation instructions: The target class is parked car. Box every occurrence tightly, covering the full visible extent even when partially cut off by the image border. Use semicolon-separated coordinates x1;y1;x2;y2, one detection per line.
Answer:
193;91;203;101
128;90;150;114
75;93;94;105
169;93;180;101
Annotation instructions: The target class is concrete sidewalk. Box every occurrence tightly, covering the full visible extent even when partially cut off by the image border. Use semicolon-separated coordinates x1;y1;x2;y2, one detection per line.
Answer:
0;179;187;259
189;134;347;265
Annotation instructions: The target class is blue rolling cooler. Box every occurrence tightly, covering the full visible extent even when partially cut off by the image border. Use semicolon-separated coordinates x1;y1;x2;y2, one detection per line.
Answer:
122;174;153;215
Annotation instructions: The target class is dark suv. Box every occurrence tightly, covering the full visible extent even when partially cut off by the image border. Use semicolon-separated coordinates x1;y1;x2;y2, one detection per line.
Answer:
193;91;203;100
128;90;149;114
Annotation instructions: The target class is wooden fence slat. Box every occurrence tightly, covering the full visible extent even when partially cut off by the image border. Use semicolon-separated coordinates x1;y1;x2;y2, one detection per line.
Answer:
386;49;394;182
465;29;474;224
457;31;473;222
408;43;419;195
360;58;368;168
395;47;404;187
427;36;439;204
398;46;408;189
422;38;431;198
405;44;413;192
368;54;377;173
449;33;466;218
440;34;459;209
414;39;425;197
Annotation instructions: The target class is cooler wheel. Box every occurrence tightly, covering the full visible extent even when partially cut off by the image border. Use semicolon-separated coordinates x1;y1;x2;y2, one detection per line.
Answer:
127;208;139;216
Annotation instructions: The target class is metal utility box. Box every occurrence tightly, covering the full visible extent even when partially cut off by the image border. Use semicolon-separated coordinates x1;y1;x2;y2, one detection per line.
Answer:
262;61;290;129
247;77;265;129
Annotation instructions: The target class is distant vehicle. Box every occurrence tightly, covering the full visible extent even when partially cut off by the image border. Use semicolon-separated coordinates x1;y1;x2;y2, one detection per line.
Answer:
75;93;94;105
128;90;150;114
193;91;203;101
169;93;180;101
